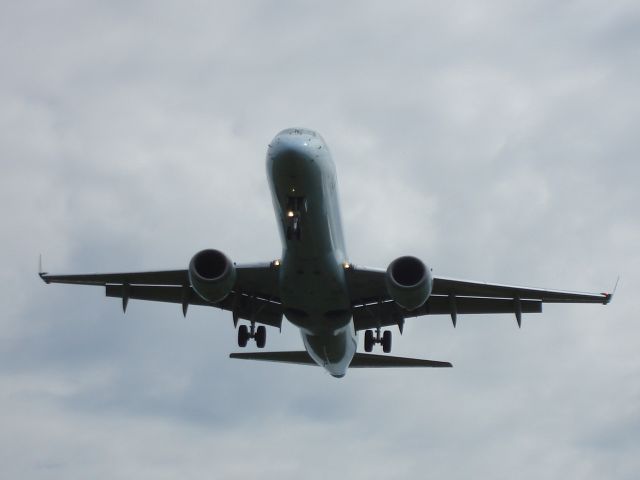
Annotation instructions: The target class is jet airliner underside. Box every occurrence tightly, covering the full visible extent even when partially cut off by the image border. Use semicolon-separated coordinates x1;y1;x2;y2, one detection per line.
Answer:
40;128;612;377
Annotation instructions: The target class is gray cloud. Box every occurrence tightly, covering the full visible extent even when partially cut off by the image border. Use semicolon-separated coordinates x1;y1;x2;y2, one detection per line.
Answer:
1;0;639;478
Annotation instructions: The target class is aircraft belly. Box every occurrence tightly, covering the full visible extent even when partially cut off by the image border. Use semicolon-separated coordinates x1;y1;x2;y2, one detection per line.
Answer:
280;253;351;331
280;255;356;376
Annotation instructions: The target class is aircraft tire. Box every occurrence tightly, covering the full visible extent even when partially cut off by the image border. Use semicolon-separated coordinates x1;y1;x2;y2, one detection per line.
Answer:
364;330;374;352
238;325;249;348
255;325;266;348
382;330;392;353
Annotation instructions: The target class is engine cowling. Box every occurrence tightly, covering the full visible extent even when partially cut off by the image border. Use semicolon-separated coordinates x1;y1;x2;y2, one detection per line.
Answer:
385;256;433;311
189;249;236;303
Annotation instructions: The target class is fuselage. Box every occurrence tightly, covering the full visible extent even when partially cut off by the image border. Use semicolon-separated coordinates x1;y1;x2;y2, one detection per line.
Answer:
266;128;356;377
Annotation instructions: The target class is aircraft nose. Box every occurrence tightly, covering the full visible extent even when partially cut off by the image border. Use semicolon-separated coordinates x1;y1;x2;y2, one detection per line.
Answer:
266;128;332;183
268;128;320;163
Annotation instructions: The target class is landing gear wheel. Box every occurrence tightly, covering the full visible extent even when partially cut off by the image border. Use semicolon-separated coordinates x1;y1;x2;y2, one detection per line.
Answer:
238;324;249;348
364;330;374;352
255;325;266;348
382;330;392;353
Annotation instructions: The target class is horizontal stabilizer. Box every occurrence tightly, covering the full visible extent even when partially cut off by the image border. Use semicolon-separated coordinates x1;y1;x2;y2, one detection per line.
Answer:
350;353;452;368
230;351;316;365
230;351;452;368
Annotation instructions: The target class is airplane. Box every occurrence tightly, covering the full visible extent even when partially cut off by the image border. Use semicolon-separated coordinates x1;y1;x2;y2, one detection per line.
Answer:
40;127;613;378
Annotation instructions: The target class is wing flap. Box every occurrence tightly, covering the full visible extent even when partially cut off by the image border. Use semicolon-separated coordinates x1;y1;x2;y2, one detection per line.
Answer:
106;285;283;328
106;284;208;305
353;296;542;331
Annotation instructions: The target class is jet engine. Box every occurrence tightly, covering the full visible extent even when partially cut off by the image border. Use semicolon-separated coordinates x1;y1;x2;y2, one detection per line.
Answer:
385;256;433;311
189;249;236;303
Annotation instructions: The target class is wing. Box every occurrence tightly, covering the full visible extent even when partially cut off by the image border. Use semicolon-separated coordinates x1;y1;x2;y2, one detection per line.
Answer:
40;263;283;328
346;266;612;331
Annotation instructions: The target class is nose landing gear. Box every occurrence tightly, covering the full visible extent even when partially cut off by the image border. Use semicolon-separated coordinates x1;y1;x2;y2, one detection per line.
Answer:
237;323;266;348
364;328;392;353
285;196;305;241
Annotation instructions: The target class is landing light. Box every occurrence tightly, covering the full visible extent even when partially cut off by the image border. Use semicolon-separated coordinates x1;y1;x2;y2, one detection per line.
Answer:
343;262;351;270
287;211;295;217
272;259;281;267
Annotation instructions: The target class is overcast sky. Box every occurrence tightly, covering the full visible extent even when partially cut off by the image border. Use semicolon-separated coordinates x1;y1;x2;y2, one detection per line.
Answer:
1;1;639;478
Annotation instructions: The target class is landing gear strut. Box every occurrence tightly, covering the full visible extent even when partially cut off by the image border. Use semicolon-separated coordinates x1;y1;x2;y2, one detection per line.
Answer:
286;217;301;241
237;323;266;348
364;328;392;353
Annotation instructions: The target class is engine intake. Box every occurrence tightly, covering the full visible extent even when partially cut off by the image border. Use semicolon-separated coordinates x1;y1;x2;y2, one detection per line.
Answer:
189;249;236;303
385;256;433;311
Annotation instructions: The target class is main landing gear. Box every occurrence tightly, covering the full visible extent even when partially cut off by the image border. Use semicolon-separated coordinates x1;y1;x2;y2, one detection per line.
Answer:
364;328;392;353
237;323;266;348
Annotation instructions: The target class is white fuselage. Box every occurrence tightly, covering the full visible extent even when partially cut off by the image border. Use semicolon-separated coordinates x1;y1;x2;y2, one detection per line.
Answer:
266;128;357;377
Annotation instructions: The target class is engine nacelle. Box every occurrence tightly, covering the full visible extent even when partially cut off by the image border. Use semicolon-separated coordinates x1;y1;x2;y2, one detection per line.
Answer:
189;249;236;303
385;256;433;311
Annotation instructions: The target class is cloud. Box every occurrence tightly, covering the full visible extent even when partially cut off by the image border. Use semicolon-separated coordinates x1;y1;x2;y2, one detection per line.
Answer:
1;1;638;479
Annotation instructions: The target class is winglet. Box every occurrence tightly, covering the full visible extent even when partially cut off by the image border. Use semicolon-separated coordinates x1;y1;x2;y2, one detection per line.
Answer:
603;276;620;305
38;254;50;283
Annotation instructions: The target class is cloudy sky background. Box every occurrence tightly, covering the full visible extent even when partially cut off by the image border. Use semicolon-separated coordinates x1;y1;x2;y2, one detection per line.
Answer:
1;0;639;478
